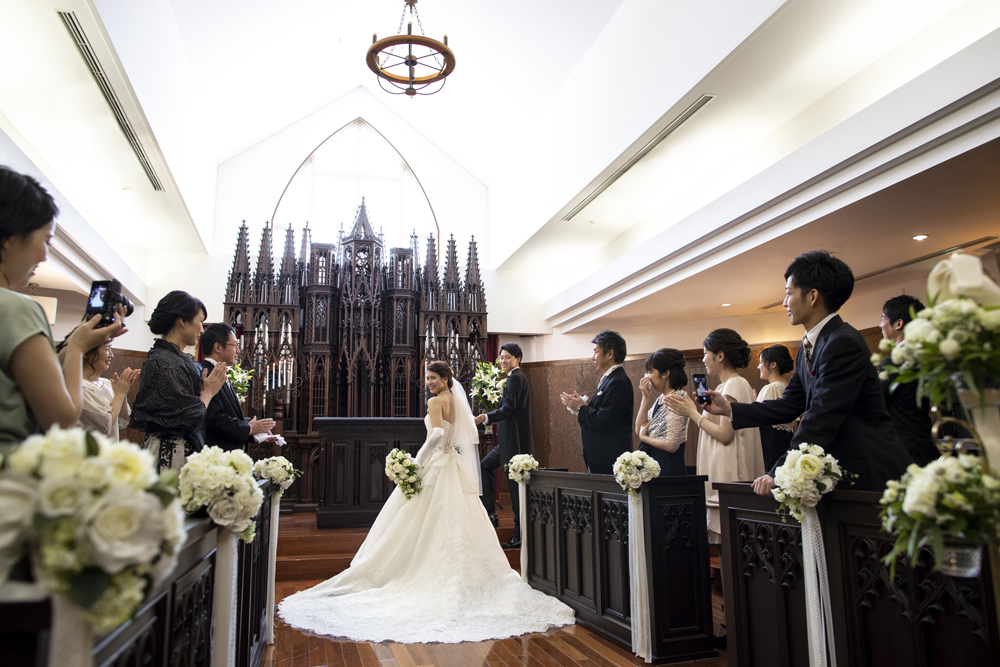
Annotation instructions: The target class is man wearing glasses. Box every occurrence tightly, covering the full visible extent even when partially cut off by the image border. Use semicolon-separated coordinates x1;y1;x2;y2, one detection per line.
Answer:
198;323;275;451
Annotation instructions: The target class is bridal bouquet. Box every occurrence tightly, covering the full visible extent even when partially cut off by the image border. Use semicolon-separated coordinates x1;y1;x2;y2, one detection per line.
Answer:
0;427;185;633
613;451;660;501
471;361;507;412
772;444;848;522
880;455;1000;576
385;449;421;499
226;364;253;401
253;456;299;496
179;447;263;543
505;454;538;484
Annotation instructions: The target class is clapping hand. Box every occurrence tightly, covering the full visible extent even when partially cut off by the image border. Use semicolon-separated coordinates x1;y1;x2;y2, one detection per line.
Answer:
249;417;277;435
112;367;140;397
201;361;228;397
662;392;700;419
559;391;585;411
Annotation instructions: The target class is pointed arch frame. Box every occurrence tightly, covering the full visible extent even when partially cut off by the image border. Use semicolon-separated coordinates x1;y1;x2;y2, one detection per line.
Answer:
271;117;441;264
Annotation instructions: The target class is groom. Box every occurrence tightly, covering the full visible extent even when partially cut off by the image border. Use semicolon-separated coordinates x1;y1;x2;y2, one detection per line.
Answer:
476;342;533;549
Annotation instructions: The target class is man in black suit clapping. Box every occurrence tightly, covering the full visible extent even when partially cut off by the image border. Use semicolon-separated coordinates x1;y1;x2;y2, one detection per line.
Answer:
702;251;912;495
560;330;635;475
199;323;275;451
476;342;532;548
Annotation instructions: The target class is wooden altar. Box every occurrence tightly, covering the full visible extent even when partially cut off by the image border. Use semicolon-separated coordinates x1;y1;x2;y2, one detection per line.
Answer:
717;482;1000;667
524;470;717;664
315;417;427;528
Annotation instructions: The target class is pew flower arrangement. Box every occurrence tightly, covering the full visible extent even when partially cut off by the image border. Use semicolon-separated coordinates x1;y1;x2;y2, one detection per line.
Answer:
252;456;299;496
471;361;507;412
880;455;1000;576
613;451;661;502
385;449;421;499
0;427;185;633
772;443;848;522
179;447;263;543
226;365;254;401
505;454;539;484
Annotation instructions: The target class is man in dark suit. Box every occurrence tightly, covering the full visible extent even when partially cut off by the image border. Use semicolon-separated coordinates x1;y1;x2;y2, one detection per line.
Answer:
703;251;912;495
879;295;938;466
560;330;635;475
199;323;275;451
475;342;532;548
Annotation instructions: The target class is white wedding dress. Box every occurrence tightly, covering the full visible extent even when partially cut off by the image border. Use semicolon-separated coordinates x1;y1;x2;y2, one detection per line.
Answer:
278;414;575;643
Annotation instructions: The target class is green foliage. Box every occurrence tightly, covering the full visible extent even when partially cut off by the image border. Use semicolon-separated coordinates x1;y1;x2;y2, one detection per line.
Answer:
470;361;507;413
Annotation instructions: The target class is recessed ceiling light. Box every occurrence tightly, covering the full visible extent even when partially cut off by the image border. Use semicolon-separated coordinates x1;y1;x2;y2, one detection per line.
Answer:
912;234;928;240
121;186;131;191
721;303;731;307
586;220;596;225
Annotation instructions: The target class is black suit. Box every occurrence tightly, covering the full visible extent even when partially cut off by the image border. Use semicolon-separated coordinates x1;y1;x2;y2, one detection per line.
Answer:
731;316;912;492
881;360;938;466
481;368;532;536
199;359;252;451
578;366;635;475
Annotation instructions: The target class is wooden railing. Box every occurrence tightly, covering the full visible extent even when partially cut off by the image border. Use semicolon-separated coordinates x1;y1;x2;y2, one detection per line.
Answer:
716;482;1000;667
0;480;275;667
525;470;717;664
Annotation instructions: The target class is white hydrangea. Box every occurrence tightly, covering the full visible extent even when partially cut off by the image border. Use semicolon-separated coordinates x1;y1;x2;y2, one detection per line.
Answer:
179;446;263;541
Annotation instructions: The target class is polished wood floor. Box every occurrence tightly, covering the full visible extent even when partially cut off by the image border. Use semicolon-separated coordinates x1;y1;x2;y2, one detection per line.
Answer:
265;492;728;667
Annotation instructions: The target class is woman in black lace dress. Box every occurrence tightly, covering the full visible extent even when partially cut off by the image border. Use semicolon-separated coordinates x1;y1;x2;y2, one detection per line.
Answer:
129;291;227;471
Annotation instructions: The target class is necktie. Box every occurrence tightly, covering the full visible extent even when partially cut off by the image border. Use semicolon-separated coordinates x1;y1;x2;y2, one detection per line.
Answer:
803;338;813;371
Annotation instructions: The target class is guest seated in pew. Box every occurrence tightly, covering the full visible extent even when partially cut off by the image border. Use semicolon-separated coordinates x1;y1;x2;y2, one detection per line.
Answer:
665;329;764;544
755;344;797;470
198;322;275;452
635;348;690;476
560;330;634;474
129;291;228;471
0;166;125;450
697;250;912;496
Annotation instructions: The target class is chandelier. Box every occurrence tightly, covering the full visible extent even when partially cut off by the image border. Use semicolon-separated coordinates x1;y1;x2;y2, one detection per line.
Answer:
367;0;456;96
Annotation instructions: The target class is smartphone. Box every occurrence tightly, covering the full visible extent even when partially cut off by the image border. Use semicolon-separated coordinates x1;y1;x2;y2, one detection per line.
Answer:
692;374;710;405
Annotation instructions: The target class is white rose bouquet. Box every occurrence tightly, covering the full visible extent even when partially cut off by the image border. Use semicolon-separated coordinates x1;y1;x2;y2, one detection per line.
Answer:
612;451;660;502
0;427;185;633
179;447;263;543
226;364;253;401
872;297;1000;409
772;443;850;522
471;361;507;413
880;454;1000;577
385;449;421;499
252;456;300;496
505;454;539;485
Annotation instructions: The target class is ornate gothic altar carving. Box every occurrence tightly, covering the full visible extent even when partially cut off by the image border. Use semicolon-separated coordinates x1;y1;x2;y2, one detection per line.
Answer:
223;200;488;510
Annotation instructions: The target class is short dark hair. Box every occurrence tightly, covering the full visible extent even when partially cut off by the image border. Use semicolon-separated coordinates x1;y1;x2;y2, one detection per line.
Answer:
784;250;854;313
499;342;522;361
883;294;925;327
0;166;59;257
703;329;751;369
592;330;627;364
760;344;794;375
148;291;208;335
200;323;236;357
645;348;687;389
426;360;454;389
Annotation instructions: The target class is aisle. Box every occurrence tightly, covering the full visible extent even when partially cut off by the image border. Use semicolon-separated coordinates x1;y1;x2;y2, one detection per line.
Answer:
265;490;728;666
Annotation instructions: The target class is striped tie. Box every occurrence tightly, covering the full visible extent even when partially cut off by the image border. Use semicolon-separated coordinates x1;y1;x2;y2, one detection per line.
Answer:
803;338;813;371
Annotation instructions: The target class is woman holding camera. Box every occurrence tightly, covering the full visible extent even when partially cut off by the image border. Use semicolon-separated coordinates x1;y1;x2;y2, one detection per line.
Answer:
634;348;690;476
129;291;227;471
0;167;124;449
755;344;796;470
664;329;764;544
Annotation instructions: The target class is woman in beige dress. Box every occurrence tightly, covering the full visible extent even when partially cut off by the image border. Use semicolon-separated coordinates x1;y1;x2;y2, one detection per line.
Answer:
665;329;764;544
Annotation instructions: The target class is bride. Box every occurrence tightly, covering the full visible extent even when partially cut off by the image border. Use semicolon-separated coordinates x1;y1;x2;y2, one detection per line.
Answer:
278;361;575;643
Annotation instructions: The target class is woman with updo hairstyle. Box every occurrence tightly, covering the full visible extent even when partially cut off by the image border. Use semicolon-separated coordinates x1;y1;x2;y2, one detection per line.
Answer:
129;290;227;471
634;348;690;476
664;328;764;545
755;344;796;470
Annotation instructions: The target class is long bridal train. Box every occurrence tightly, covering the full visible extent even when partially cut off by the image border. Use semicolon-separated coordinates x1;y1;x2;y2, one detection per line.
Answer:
278;416;574;644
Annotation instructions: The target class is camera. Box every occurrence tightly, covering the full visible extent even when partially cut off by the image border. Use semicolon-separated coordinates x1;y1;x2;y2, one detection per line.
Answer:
692;374;711;405
85;280;134;328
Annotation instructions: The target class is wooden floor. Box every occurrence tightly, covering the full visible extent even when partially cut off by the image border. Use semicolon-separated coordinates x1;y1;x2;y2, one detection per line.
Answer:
265;492;728;667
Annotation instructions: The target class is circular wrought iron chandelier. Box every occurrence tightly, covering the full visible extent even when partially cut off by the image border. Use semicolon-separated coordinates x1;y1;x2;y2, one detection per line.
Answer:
367;0;456;96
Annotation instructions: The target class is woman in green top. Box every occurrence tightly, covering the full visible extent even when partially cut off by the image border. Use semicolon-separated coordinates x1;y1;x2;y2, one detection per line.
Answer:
0;166;124;448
